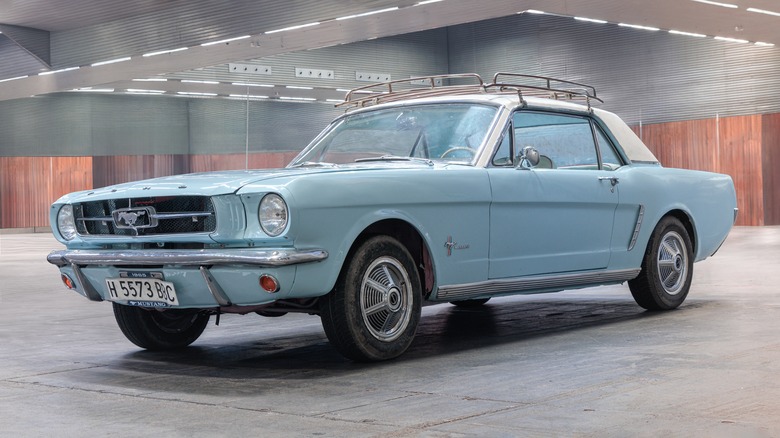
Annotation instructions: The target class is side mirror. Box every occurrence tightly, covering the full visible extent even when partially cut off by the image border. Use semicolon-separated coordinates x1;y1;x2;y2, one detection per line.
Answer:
519;146;540;168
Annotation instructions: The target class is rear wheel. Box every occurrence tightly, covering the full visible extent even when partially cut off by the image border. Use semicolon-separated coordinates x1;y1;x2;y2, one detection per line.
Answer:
113;303;210;350
320;236;422;361
629;217;693;310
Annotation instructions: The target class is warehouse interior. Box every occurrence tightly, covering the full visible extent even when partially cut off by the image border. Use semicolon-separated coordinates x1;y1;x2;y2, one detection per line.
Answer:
1;0;779;228
1;1;780;436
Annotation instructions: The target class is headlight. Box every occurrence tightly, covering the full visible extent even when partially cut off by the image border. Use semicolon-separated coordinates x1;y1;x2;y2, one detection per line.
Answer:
57;205;78;241
258;194;288;237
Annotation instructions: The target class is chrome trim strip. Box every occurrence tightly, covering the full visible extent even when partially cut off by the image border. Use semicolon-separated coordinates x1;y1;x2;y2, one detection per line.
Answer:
628;204;645;251
70;263;104;302
200;266;232;306
47;248;328;268
436;268;641;301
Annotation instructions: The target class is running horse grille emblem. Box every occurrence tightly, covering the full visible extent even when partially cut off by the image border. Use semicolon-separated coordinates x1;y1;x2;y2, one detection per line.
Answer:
112;207;158;229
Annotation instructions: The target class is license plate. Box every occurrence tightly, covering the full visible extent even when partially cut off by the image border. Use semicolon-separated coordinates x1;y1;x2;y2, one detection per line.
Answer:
105;273;178;307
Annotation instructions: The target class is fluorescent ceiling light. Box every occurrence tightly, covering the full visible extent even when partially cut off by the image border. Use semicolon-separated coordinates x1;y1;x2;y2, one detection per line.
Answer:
336;7;399;20
232;82;274;87
747;7;780;17
200;35;250;46
755;41;776;47
229;94;269;99
279;96;317;101
618;23;660;31
669;30;707;37
0;75;28;83
524;10;545;14
691;0;738;8
574;16;607;24
326;99;343;103
91;57;131;66
39;67;80;76
416;0;443;5
286;85;313;90
142;47;188;57
181;79;219;85
133;78;167;82
714;36;749;43
177;91;217;96
265;22;320;34
126;89;166;94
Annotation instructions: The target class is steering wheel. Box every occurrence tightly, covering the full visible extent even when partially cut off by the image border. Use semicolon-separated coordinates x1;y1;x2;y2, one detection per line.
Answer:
440;146;475;159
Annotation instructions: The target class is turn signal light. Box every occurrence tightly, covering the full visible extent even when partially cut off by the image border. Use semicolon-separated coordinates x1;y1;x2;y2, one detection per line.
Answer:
61;274;76;290
259;274;280;293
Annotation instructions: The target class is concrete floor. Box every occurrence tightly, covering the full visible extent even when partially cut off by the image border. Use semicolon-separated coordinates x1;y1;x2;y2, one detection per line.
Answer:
1;227;779;437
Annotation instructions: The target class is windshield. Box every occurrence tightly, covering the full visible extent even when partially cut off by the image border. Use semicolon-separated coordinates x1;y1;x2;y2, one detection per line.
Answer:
290;103;499;166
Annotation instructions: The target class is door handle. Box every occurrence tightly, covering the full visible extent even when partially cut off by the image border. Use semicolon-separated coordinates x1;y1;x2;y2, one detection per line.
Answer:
598;176;619;187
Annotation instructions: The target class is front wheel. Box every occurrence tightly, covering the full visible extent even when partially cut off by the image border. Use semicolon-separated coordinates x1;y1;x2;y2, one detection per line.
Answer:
628;217;693;310
320;236;422;361
113;303;210;350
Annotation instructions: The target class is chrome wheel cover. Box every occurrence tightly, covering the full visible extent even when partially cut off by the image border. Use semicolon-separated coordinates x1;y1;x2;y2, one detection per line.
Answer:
656;230;688;296
360;256;413;342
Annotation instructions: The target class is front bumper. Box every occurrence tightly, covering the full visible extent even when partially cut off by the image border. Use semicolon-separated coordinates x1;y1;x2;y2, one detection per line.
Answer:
47;248;328;306
47;248;328;267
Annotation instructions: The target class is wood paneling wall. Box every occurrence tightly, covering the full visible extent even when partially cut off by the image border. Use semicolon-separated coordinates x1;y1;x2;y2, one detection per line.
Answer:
633;114;767;226
2;115;779;229
0;153;298;229
762;113;780;225
0;157;92;228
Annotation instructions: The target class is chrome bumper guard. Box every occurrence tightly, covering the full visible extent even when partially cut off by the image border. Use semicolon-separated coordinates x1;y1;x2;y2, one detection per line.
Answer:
47;248;328;305
47;248;328;268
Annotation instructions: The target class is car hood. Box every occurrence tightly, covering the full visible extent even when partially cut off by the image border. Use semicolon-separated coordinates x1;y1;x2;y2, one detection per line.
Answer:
55;163;443;203
56;168;333;203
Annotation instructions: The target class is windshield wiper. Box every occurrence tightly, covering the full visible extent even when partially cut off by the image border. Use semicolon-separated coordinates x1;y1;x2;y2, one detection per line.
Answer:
290;161;339;168
354;155;434;166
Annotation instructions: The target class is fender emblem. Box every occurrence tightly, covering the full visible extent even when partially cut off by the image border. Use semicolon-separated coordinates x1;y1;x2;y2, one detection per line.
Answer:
445;236;470;256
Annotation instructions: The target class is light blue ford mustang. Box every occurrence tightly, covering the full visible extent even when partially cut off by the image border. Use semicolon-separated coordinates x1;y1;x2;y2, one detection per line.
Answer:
47;74;737;361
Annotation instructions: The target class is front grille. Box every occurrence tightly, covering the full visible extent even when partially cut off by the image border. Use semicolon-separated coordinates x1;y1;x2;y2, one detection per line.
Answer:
75;196;216;236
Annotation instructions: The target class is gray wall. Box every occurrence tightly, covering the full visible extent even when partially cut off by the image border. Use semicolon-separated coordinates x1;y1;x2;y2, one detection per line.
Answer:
3;14;780;157
0;94;339;157
447;14;780;125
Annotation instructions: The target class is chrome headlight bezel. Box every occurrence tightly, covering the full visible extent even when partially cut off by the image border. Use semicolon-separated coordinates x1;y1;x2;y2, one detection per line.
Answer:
258;193;289;237
57;204;78;241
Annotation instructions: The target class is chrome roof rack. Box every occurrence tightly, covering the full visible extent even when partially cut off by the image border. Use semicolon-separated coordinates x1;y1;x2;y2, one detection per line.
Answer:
337;73;602;110
337;73;486;110
489;73;602;109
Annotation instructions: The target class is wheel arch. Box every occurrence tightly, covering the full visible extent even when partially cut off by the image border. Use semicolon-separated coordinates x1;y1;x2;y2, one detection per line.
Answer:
347;219;434;298
663;209;697;256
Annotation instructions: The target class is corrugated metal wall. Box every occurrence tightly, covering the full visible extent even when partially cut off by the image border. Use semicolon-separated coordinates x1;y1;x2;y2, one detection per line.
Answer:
1;29;447;157
168;29;449;89
0;94;340;157
50;0;417;67
447;14;780;125
5;13;780;157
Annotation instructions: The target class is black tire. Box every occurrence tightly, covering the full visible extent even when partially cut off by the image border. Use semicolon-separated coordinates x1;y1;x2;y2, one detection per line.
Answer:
320;235;422;362
112;303;210;350
450;298;491;308
629;217;693;310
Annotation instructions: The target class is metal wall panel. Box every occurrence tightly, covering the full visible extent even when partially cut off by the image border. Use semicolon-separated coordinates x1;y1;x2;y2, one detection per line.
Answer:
187;98;341;154
0;38;48;79
167;29;450;90
447;14;780;125
50;0;416;68
0;94;188;156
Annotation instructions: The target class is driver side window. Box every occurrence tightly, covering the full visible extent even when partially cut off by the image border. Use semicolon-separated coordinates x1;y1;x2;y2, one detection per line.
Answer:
513;112;599;170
